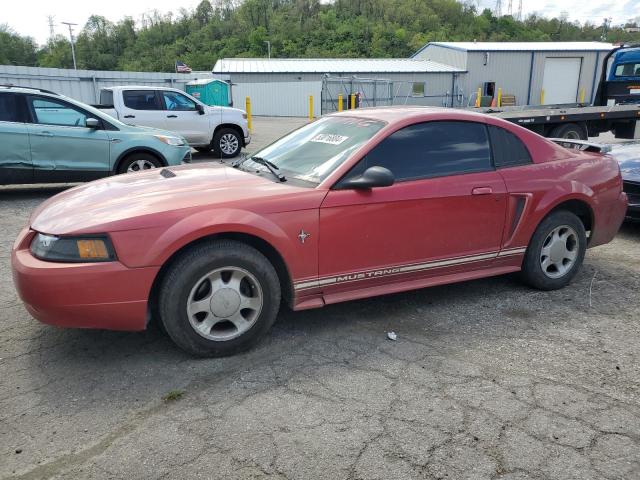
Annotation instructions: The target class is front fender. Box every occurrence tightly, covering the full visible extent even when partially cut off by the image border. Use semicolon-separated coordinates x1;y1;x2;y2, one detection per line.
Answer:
113;208;299;271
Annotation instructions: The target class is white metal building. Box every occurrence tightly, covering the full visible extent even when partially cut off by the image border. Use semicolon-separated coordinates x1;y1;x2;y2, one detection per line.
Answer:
0;65;209;104
212;58;466;116
412;42;613;106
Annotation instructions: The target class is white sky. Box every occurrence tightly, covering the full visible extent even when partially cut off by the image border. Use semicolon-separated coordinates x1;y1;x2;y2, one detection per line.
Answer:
2;0;640;46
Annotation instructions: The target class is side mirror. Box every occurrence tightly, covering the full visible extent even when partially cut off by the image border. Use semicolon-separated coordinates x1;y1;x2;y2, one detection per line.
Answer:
196;103;205;115
339;166;395;190
85;118;100;129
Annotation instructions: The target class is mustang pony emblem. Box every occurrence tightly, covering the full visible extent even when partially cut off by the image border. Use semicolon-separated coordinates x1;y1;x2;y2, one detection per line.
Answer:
298;229;310;244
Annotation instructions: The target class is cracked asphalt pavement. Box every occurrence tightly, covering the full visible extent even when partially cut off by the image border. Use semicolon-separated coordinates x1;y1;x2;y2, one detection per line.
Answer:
1;118;640;479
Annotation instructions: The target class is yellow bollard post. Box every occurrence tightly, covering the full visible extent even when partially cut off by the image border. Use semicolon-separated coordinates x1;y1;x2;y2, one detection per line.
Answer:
475;87;481;107
540;89;545;105
580;88;585;103
245;96;252;132
497;87;502;107
338;94;343;112
350;94;356;110
309;95;314;121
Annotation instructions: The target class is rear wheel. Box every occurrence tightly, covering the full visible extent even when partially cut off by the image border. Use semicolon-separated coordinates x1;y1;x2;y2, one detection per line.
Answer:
118;152;162;174
213;128;242;158
549;123;587;140
521;210;587;290
158;240;281;357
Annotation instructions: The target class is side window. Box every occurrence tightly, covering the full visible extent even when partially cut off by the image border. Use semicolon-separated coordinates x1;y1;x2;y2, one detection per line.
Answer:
123;90;160;110
29;97;87;127
488;125;532;168
364;121;492;181
0;94;21;122
162;91;197;111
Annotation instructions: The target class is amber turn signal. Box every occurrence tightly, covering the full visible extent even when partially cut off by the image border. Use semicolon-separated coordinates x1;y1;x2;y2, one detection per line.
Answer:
77;239;109;259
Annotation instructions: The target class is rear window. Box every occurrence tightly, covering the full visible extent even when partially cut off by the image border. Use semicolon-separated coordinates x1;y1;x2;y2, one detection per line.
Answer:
123;90;159;110
614;62;640;77
488;125;532;168
0;94;21;122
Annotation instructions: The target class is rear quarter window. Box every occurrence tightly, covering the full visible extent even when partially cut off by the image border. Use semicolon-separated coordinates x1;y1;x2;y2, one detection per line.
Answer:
488;125;533;168
123;90;159;110
0;94;21;122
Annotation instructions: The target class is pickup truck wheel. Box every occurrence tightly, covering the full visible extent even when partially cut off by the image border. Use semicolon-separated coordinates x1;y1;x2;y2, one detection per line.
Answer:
520;211;586;290
213;128;242;158
550;123;587;140
118;153;162;174
158;240;281;357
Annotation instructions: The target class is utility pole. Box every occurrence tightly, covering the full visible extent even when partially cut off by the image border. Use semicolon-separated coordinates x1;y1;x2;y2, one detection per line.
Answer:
264;40;271;59
61;21;77;69
507;0;513;16
494;0;502;17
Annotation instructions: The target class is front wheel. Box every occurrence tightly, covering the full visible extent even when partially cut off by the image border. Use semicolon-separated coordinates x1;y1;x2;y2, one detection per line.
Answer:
158;240;281;357
213;128;242;158
118;153;162;174
520;210;587;290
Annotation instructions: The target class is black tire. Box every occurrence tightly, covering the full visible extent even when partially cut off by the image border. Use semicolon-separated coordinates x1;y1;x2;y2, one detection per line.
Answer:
212;128;242;158
117;152;162;174
157;240;281;357
520;210;587;291
194;146;212;154
549;123;587;140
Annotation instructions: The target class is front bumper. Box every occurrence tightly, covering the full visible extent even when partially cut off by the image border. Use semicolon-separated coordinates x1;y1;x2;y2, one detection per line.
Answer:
244;134;251;146
11;228;159;331
623;180;640;221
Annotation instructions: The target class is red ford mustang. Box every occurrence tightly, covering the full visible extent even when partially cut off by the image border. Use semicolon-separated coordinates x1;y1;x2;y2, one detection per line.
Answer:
12;108;627;356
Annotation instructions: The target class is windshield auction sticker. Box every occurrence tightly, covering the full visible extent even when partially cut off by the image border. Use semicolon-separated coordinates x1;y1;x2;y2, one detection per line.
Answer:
310;134;349;145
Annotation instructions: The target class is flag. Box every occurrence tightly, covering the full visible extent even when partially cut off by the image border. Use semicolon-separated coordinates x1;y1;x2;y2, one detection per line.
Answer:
175;60;192;73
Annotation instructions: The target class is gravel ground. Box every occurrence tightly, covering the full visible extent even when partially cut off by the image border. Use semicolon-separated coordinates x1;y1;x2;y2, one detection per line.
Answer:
1;117;639;480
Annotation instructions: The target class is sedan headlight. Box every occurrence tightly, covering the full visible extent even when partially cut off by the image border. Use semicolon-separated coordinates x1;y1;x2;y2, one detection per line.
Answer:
154;135;185;146
31;233;117;263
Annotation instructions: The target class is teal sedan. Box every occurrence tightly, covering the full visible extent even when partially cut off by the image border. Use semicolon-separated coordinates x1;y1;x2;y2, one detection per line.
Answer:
0;85;192;184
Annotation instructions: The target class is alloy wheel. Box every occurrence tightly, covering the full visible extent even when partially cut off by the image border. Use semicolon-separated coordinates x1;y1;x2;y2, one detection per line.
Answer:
219;133;239;156
539;225;579;278
186;267;263;341
127;159;156;172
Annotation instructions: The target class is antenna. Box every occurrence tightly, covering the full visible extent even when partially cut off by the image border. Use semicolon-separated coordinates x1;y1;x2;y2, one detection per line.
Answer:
61;21;78;70
47;15;56;39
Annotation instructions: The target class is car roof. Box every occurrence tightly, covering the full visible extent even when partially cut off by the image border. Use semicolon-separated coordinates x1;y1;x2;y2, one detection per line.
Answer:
328;106;495;124
0;85;59;95
104;85;180;92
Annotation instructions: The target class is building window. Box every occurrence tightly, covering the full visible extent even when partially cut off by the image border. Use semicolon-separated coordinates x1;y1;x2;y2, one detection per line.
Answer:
412;82;425;97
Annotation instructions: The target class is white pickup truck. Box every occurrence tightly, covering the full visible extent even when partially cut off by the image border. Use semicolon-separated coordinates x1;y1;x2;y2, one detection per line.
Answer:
96;86;250;157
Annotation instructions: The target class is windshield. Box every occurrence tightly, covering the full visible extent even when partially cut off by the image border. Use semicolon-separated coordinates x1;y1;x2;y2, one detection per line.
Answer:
241;116;386;184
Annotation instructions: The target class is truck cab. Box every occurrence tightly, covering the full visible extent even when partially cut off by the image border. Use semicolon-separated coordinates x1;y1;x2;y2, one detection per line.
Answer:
601;45;640;106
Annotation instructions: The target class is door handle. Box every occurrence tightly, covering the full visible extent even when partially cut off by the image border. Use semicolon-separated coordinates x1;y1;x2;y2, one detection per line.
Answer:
123;115;135;119
472;187;493;195
35;131;53;137
166;115;178;118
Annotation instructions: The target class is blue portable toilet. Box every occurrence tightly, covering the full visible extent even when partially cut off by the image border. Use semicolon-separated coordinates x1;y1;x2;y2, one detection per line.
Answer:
185;78;231;106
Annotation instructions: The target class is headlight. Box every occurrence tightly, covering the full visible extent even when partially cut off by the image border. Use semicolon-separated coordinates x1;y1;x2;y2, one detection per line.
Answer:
30;233;117;263
154;135;185;146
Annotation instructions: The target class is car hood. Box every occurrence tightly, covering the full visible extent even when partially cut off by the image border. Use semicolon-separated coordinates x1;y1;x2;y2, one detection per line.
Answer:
30;163;324;235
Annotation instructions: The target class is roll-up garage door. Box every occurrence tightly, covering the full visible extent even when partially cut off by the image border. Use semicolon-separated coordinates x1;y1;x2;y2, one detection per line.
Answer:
541;57;582;105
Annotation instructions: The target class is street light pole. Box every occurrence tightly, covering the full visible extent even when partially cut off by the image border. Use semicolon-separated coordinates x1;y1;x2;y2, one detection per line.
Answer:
61;22;78;69
264;40;271;59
